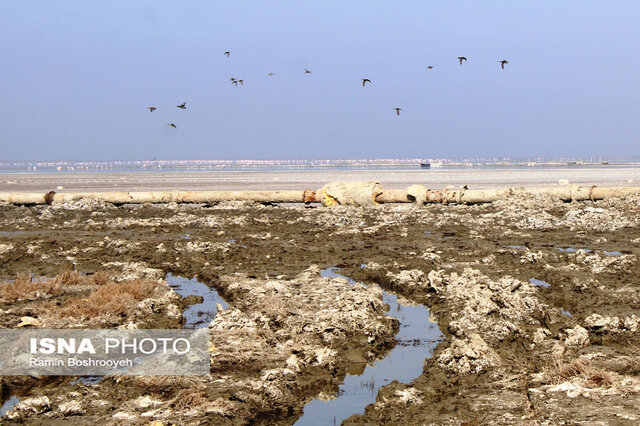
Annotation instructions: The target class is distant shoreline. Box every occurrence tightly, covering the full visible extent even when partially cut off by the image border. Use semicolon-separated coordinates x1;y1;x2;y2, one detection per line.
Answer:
1;159;640;174
2;166;639;193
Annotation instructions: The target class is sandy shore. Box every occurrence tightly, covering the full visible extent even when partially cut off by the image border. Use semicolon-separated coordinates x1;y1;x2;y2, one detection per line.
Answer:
1;166;640;192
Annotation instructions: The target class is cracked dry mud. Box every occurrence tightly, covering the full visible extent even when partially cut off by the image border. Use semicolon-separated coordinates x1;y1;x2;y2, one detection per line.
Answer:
1;193;640;424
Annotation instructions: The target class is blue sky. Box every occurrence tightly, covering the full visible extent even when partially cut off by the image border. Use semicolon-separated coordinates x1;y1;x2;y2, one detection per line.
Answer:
1;1;639;161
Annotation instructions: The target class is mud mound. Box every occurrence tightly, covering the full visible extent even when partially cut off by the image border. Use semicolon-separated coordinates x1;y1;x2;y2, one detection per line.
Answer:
0;271;182;329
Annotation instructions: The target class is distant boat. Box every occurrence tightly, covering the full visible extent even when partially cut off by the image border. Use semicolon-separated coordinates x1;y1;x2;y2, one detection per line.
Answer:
600;161;610;165
567;161;578;166
420;163;431;169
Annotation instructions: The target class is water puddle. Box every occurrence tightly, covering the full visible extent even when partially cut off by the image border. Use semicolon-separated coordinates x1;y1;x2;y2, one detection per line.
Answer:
504;245;527;250
556;247;592;253
0;230;34;237
0;396;20;418
561;308;573;317
227;239;247;248
557;247;623;256
530;278;551;288
165;273;228;328
69;376;103;386
296;267;442;425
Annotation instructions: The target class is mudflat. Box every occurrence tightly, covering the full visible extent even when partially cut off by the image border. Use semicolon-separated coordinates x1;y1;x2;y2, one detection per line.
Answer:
1;192;640;423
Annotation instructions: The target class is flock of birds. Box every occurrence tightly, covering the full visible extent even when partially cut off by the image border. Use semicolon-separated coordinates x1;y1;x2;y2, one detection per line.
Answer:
148;52;510;125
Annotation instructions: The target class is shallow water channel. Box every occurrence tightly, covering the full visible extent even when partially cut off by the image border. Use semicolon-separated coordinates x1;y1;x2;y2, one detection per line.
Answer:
1;271;440;422
0;396;20;418
165;273;228;328
295;267;443;425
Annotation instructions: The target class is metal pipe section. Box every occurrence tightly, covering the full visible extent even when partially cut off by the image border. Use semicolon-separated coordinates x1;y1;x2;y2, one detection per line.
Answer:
0;185;639;206
376;189;411;203
426;185;640;204
0;190;308;205
53;190;308;204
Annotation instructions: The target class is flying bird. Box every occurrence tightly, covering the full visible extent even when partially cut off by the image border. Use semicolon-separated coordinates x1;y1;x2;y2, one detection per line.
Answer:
177;102;186;109
361;78;371;87
268;72;275;76
147;107;157;112
224;51;230;57
426;65;434;69
231;80;238;86
394;107;402;116
458;56;467;65
500;59;509;69
304;68;311;74
237;79;244;85
168;123;176;128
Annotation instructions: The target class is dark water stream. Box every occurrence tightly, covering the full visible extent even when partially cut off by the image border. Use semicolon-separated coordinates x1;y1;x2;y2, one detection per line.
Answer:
165;273;228;328
0;396;20;417
295;267;443;425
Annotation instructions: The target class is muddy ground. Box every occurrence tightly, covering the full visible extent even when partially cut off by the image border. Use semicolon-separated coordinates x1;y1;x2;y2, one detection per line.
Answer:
1;194;640;424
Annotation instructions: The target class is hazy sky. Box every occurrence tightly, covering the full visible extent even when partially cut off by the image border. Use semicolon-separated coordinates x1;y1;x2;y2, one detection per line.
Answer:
1;1;639;161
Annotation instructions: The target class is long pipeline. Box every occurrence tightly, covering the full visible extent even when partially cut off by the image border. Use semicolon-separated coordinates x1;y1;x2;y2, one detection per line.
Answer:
0;185;638;206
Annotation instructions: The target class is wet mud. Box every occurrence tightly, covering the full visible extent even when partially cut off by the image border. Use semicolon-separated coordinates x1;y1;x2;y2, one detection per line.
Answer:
296;267;441;425
1;193;640;423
